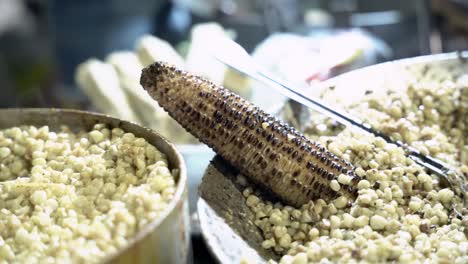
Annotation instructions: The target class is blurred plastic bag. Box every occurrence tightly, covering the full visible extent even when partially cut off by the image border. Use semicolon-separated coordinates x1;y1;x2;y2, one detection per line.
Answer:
252;29;392;84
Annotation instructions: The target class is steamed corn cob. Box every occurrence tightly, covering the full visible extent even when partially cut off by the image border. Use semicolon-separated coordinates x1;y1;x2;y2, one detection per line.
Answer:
141;62;360;206
75;59;140;123
136;35;185;68
106;51;168;127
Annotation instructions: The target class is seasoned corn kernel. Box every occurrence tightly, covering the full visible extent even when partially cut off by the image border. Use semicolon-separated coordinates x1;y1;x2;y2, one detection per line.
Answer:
330;180;340;192
0;124;176;263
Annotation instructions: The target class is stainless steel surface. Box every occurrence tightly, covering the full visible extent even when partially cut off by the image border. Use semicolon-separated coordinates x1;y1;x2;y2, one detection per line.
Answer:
198;198;266;264
198;157;277;264
177;144;215;235
0;108;190;264
197;52;467;263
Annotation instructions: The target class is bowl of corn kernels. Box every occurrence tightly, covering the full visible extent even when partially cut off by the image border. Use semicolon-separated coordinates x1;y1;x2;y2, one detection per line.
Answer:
198;52;468;264
0;108;190;263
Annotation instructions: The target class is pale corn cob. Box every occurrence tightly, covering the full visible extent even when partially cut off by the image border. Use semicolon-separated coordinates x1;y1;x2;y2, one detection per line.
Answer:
106;51;168;126
141;62;360;206
136;35;185;68
75;59;140;123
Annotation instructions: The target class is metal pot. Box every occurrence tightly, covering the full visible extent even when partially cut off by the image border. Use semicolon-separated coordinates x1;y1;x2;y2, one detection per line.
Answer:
0;108;190;264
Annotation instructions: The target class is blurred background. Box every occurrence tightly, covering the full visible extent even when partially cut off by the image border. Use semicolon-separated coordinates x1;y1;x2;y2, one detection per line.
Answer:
0;0;467;108
0;0;467;262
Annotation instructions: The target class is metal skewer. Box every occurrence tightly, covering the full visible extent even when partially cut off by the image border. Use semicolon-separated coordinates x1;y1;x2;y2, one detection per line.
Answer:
211;39;464;198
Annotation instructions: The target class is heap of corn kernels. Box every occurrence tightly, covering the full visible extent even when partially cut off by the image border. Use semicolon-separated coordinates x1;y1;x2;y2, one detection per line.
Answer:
244;65;467;263
0;124;177;263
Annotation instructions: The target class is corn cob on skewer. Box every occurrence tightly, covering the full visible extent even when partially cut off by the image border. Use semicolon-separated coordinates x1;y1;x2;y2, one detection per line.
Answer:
141;62;361;206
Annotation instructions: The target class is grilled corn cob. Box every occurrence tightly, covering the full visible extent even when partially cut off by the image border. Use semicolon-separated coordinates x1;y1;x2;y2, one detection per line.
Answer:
141;62;360;206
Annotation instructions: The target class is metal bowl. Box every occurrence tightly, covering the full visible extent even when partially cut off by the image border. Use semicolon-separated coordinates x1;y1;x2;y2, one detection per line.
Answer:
0;108;190;264
197;52;468;263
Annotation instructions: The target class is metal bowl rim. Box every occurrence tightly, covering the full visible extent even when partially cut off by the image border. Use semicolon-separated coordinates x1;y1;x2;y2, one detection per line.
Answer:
315;51;468;89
